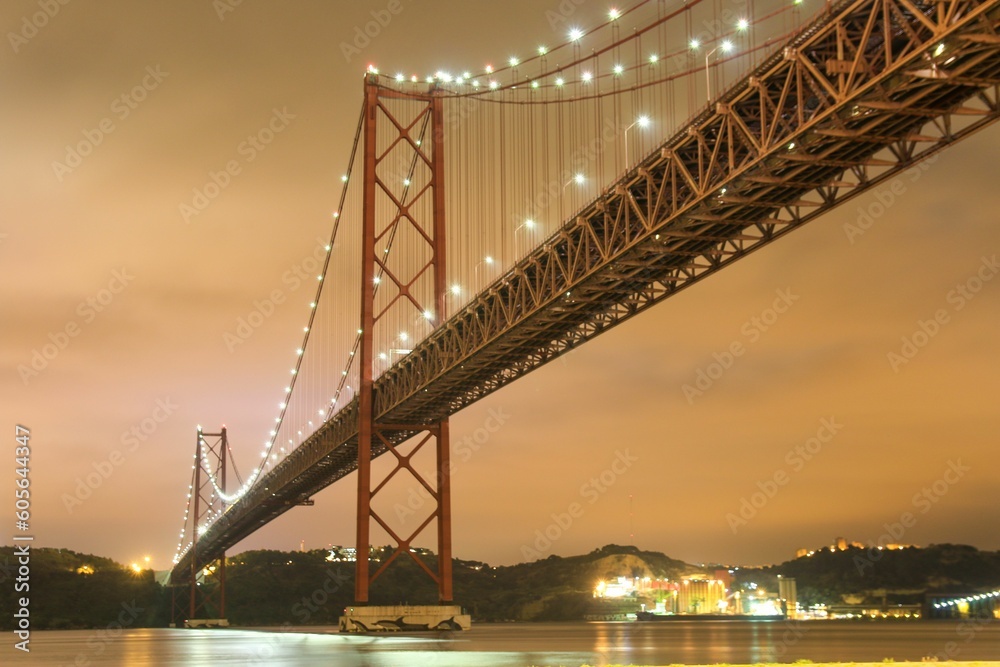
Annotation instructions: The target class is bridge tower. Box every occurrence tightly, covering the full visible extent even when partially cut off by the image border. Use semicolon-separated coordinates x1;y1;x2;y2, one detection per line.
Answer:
172;426;230;628
341;73;468;632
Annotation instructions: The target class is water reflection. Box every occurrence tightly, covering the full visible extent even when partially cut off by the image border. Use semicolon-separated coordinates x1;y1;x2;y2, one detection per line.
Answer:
8;619;1000;666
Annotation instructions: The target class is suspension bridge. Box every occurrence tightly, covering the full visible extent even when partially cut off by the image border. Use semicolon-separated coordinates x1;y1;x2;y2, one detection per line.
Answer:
168;0;1000;629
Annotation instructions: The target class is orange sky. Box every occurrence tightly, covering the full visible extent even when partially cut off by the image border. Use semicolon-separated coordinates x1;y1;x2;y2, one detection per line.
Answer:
3;0;999;571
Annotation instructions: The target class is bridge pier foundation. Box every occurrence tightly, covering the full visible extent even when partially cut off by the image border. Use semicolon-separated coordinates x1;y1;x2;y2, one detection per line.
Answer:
340;604;470;633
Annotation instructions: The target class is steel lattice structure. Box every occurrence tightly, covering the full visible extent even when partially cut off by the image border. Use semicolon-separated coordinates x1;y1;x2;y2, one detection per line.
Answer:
172;0;1000;584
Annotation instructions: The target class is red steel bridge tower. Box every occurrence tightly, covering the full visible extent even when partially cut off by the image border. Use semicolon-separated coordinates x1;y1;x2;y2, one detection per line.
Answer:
342;76;467;631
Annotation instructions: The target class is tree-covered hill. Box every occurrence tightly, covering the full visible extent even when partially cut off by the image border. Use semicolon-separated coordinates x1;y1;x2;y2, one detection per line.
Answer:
2;542;997;629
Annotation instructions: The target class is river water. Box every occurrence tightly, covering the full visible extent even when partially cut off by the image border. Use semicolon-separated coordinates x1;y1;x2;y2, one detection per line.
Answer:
7;619;999;666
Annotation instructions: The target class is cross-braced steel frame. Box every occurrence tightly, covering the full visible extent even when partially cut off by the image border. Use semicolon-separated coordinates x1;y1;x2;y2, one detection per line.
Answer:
173;427;228;623
355;79;453;603
172;0;1000;582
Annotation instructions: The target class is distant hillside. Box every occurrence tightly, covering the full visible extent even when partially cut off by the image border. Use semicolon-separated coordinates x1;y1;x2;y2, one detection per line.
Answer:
0;547;167;630
462;544;695;621
2;543;998;628
739;543;1000;607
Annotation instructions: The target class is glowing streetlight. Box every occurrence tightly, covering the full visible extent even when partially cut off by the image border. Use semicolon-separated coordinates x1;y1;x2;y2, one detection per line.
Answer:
514;219;538;257
474;256;496;284
624;115;651;166
704;41;734;103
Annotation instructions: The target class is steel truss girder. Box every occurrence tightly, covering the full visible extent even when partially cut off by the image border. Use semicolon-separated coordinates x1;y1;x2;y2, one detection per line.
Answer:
172;0;1000;580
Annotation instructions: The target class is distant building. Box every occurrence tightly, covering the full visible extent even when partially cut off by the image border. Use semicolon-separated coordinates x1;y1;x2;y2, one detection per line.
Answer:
326;546;357;562
778;576;798;619
797;536;912;559
676;576;726;614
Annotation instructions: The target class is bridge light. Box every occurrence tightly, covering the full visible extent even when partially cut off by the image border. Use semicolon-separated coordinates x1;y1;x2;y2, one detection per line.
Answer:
690;39;700;49
613;64;624;75
721;40;733;52
555;77;565;86
737;18;749;30
609;8;620;20
582;71;592;83
508;56;519;67
451;284;462;295
538;46;547;55
569;28;584;41
649;54;659;64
